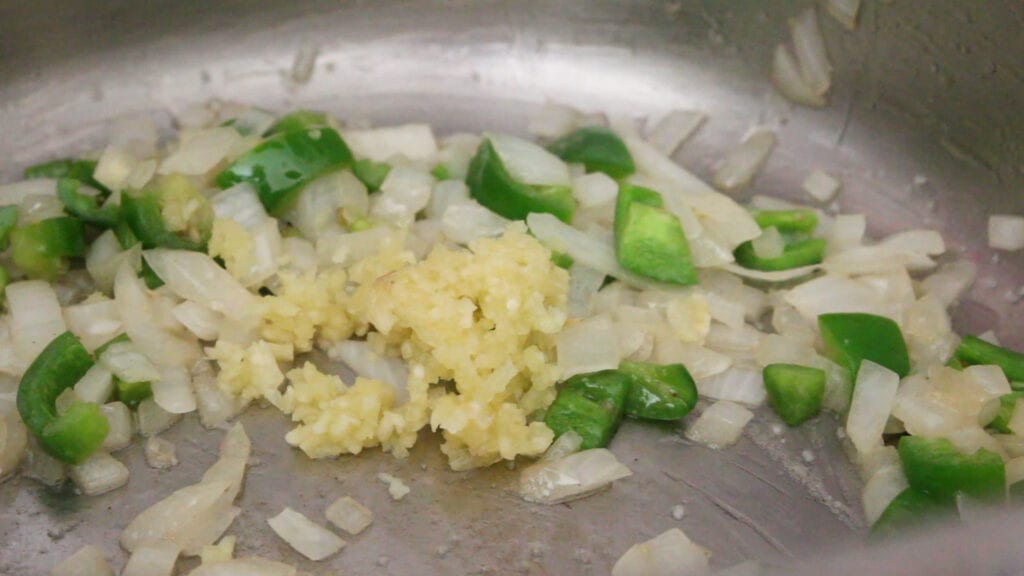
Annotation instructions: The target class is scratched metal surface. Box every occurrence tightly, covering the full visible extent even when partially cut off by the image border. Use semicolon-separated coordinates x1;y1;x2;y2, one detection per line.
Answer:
1;1;1023;574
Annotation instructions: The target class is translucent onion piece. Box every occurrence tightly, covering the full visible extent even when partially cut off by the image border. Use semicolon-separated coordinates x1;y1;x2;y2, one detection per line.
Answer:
326;496;374;535
612;528;712;576
19;193;65;225
771;44;826;107
751;226;785;259
441;201;510;245
487;132;571;187
100;402;134;452
803;170;842;202
143;249;256;323
87;230;142;296
556;314;621;378
0;409;28;481
94;146;138;192
159;127;241;176
99;341;162;384
644;109;707;156
344;124;438;163
784;274;886;321
567;263;606;319
685;400;753;449
64;297;123;353
697;366;767;406
268;507;346;561
519;448;632;504
919;260;977;306
114;262;201;368
789;6;832;96
825;0;861;29
712;130;777;191
153;365;198;414
69;452;130;496
325;340;409;404
137;398;181;437
211;183;269;230
571;172;619;208
426;179;470;220
371;166;434;226
862;463;908;524
0;178;57;206
7;280;66;367
527;103;584;139
988;215;1024;251
172;300;222;341
121;478;240;555
122;539;180;576
145;436;179;469
188;557;297;576
846;361;900;455
51;545;114;576
540;430;584;462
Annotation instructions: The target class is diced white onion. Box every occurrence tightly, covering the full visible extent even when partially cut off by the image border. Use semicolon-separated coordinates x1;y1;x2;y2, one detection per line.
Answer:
567;264;606;319
0;178;57;205
0;409;28;480
137;398;181;437
159;127;241;176
69;452;130;496
611;528;711;576
63;298;123;353
122;480;240;556
317;226;402;267
572;172;619;208
519;448;632;504
1006;456;1024;486
528;103;585;139
697;366;766;406
325;340;409;403
22;439;67;487
101;402;134;452
846;361;900;455
143;249;257;323
425;179;470;221
7;280;66;367
825;0;861;29
268;507;346;561
441;201;510;245
189;557;297;576
719;262;821;283
94;146;138;192
18;193;64;225
920;260;977;306
644;110;707;156
988;215;1024;251
802;169;842;202
122;539;180;576
790;6;832;96
752;226;785;259
487;133;571;187
153;365;197;414
557;315;621;378
861;463;908;524
964;365;1012;397
99;341;161;384
540;430;584;462
685;400;753;449
326;496;374;535
145;436;179;469
771;44;826;107
656;339;732;380
211;183;269;230
172;300;222;341
279;236;318;276
712;130;776;191
87;231;141;296
285;171;366;240
201;423;251;497
114;262;201;369
825;213;866;256
345;124;438;163
193;360;247;429
51;545;114;576
436;133;481;181
784;274;886;321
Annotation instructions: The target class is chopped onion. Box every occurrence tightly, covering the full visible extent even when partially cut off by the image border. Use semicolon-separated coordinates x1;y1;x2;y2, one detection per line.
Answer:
540;430;584;462
719;262;821;283
51;545;113;576
697;366;766;406
18;193;64;225
0;409;28;481
712;130;776;191
685;400;753;449
0;178;57;205
344;124;438;163
172;300;222;341
784;274;886;321
771;43;826;107
94;145;138;191
441;201;510;245
286;171;366;240
87;230;142;295
211;183;269;230
316;225;403;267
114;262;201;369
861;463;908;524
201;423;251;497
891;375;962;438
528;103;584;139
426;179;470;221
101;402;133;452
436;133;481;181
846;361;900;455
137;398;181;437
199;535;237;564
790;6;832;96
145;436;179;469
802;169;842;203
193;360;247;429
751;226;785;259
268;507;346;561
99;341;161;383
988;215;1024;251
571;172;619;208
644;110;707;156
325;340;409;403
567;263;606;319
7;280;67;366
326;496;374;535
656;339;732;380
63;297;123;352
279;236;318;276
69;452;130;496
153;365;198;414
557;314;621;378
964;365;1012;397
378;472;411;500
611;528;711;576
122;480;240;556
825;0;861;29
519;448;632;504
22;439;67;487
159;127;241;176
143;249;257;323
486;132;571;187
189;557;297;576
122;539;180;576
920;260;977;306
371;165;434;226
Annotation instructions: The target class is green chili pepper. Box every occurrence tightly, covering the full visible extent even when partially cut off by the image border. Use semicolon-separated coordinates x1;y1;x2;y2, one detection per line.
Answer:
898;436;1005;503
818;313;911;381
619;361;698;420
352;159;391;192
614;184;698;285
752;209;818;234
544;370;632;450
733;237;826;271
120;190;207;251
264;110;329;136
140;260;165;289
868;488;948;541
115;379;153;409
550;251;575;270
763;363;826;426
952;336;1024;383
430;163;451;181
9;217;86;281
216;127;354;215
24;158;109;195
986;391;1024;434
57;178;119;228
16;332;109;464
94;333;131;357
466;138;575;223
547;126;635;179
0;205;18;250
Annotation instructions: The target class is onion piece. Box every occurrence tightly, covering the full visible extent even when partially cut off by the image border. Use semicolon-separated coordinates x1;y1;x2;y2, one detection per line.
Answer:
784;274;886;321
751;226;785;259
19;193;65;225
100;402;133;452
87;230;142;296
441;201;510;245
22;439;67;487
712;130;777;191
153;365;198;414
343;124;438;163
122;539;180;576
644;110;707;156
94;145;138;191
567;263;606;319
324;340;409;403
114;262;201;369
189;557;297;576
0;178;57;205
846;361;900;455
697;366;766;406
172;300;222;341
316;225;403;268
685;400;753;449
540;430;584;462
426;179;470;220
137;398;181;437
268;507;346;561
519;448;632;504
326;496;374;535
611;528;712;576
528;103;584;139
51;545;114;576
143;249;257;323
69;452;130;496
802;169;842;202
771;43;826;107
862;463;908;524
99;341;161;384
825;0;861;29
790;6;832;96
145;436;179;469
7;280;67;367
919;260;977;307
556;315;621;378
370;166;434;226
486;132;571;187
0;409;28;481
720;262;820;283
211;183;269;230
63;297;123;353
571;172;619;208
159;127;241;176
988;215;1024;251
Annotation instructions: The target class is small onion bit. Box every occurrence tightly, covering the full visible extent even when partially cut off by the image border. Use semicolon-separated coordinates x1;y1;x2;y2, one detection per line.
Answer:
611;528;712;576
519;448;632;505
267;507;346;561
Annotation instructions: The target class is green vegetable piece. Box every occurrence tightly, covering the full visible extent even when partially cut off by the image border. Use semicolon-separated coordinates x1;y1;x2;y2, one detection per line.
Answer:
550;251;575;270
113;218;140;249
24;158;108;194
753;209;818;234
0;205;18;250
57;178;119;228
763;363;826;426
140;259;165;289
352;159;391;192
430;163;451;181
0;266;9;298
733;237;826;271
953;335;1024;383
216;127;354;215
869;488;948;541
9;217;86;281
94;333;131;357
121;191;206;251
265;110;329;136
547;126;635;179
116;378;153;409
16;332;109;464
466;138;575;223
898;436;1006;503
544;370;632;450
988;392;1024;434
818;313;910;381
614;185;697;285
619;361;698;421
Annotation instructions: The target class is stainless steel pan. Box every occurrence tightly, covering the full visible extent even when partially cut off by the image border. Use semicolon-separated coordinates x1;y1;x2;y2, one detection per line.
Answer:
1;1;1022;574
